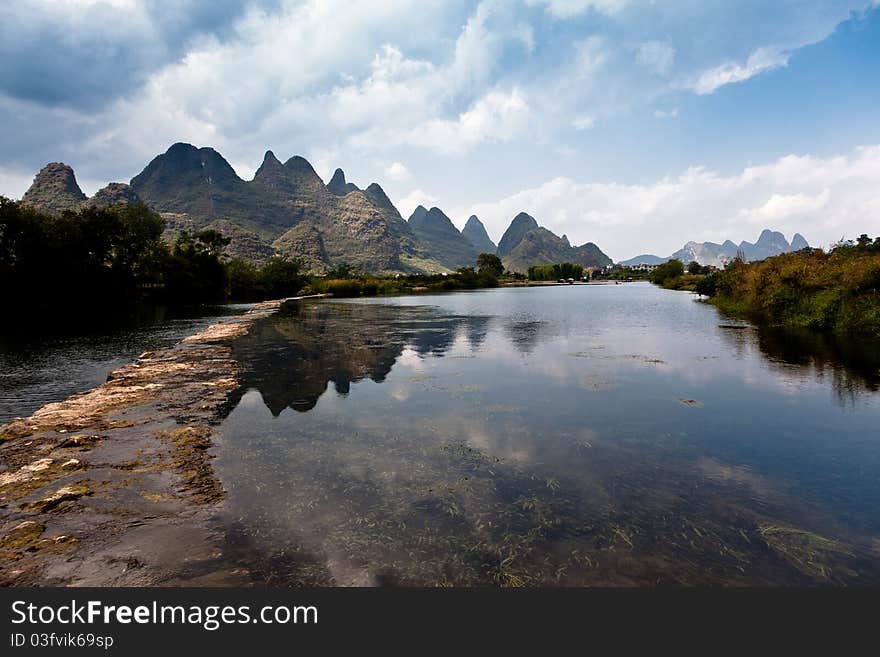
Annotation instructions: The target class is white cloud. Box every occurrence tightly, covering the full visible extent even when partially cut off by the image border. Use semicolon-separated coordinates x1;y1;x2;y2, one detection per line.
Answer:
385;161;410;181
636;41;676;76
454;145;880;260
526;0;630;18
405;87;531;154
748;190;831;223
0;166;36;200
1;0;875;210
396;189;439;219
691;47;790;95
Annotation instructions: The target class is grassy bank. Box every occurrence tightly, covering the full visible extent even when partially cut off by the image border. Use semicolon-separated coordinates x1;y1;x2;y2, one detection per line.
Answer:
697;239;880;336
302;267;501;298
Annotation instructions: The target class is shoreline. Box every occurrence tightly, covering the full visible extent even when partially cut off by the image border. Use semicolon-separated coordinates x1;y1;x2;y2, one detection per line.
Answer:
0;295;324;586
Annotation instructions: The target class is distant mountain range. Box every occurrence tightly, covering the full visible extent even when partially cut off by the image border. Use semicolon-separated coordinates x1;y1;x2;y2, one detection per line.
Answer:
496;212;611;273
19;146;803;275
619;230;811;267
17;143;612;275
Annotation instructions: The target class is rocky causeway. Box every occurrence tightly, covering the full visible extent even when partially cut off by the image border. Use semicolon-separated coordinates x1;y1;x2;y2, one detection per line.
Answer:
0;296;323;586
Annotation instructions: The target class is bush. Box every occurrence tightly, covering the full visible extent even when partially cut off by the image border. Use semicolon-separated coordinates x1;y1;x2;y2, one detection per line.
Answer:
702;240;880;336
325;279;363;297
650;259;685;285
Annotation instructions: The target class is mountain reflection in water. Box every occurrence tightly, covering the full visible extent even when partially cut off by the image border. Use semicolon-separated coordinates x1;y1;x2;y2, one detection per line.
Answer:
209;286;880;586
229;302;494;414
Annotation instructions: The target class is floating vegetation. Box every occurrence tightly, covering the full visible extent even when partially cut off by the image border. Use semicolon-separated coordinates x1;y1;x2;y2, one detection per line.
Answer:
757;525;855;582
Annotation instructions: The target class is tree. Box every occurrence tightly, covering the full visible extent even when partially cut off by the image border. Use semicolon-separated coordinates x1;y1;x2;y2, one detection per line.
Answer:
325;263;357;279
164;230;229;303
687;260;702;275
650;259;685;285
476;253;504;277
694;273;718;297
260;257;306;298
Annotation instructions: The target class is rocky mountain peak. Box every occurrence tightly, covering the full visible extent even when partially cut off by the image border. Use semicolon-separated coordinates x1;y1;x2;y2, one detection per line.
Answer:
284;156;318;175
327;168;347;193
364;183;397;215
407;205;479;270
425;207;457;231
791;233;810;250
407;205;429;225
21;162;86;214
328;168;360;196
261;150;282;167
461;215;497;254
497;212;540;257
132;143;240;191
86;182;140;209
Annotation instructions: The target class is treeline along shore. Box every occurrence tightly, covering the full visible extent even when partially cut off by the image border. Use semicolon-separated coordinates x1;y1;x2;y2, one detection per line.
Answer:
650;236;880;337
0;197;509;322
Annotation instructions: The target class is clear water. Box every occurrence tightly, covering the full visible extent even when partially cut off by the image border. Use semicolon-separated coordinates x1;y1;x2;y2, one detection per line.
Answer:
208;284;880;585
0;305;249;425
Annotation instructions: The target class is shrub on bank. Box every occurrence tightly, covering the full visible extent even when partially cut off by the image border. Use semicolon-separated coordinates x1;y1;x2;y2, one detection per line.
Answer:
697;240;880;336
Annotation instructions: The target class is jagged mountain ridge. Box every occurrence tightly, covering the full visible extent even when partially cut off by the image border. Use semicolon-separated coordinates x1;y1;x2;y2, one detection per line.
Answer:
407;206;480;270
499;222;612;273
18;143;613;275
128;144;444;274
620;229;812;267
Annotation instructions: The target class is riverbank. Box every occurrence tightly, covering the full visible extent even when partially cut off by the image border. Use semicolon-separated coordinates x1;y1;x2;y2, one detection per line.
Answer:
0;295;323;586
700;243;880;336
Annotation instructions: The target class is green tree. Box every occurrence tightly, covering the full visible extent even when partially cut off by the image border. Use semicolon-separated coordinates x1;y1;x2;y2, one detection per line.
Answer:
163;230;229;303
650;259;685;285
325;263;357;279
260;257;306;298
476;252;504;277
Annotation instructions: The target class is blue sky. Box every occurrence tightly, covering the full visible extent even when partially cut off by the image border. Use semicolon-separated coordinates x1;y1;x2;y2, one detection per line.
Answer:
1;0;879;260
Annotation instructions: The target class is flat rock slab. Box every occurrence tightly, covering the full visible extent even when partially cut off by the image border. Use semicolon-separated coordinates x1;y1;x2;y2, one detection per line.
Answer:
0;295;324;586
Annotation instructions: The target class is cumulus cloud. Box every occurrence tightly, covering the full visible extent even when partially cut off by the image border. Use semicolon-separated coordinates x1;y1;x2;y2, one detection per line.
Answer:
0;0;267;108
402;88;531;154
0;0;876;218
385;162;411;181
454;145;880;261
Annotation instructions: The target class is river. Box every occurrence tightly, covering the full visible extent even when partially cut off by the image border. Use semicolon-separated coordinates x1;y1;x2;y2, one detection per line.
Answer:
202;283;880;585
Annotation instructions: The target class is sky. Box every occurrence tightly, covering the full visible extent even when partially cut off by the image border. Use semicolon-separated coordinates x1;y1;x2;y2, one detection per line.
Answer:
1;0;879;261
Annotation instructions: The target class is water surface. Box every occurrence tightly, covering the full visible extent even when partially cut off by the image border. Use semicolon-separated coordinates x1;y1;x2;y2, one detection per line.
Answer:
0;305;248;424
212;284;880;586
